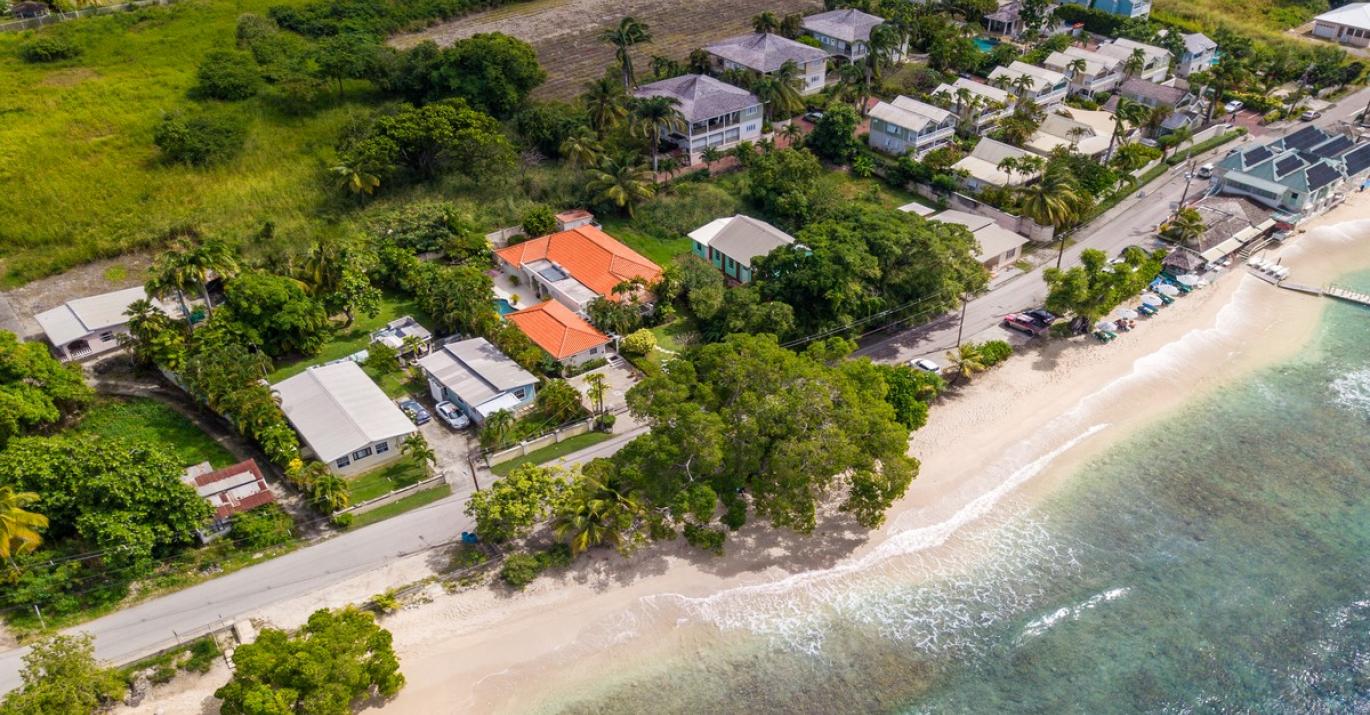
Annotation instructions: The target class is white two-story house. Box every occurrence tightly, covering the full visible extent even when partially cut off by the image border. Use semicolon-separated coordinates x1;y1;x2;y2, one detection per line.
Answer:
633;74;763;160
932;78;1013;131
1097;38;1170;83
1176;32;1218;77
868;96;956;158
988;61;1069;108
705;33;829;96
1044;46;1124;98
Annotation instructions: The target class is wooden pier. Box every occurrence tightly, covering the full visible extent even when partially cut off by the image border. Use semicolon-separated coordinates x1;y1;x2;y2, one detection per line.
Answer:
1325;284;1370;308
1249;267;1370;308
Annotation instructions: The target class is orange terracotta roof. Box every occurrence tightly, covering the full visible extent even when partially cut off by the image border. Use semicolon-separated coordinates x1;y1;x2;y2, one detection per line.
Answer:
494;225;662;301
505;301;610;360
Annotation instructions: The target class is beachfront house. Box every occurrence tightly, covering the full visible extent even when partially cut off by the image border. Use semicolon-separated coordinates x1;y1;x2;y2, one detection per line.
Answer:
632;75;763;161
930;210;1029;272
988;62;1068;108
1060;0;1151;18
1097;38;1170;82
953;138;1041;192
868;96;956;157
1313;3;1370;47
505;300;612;368
273;362;417;476
493;224;663;317
932;78;1013;131
1216;126;1370;221
35;286;167;362
704;33;829;95
1044;47;1124;98
182;459;276;543
417;337;539;426
1175;32;1218;77
688;215;796;284
801;8;890;62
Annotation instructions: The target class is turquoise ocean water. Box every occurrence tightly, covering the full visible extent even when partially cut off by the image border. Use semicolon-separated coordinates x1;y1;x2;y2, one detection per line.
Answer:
536;270;1370;714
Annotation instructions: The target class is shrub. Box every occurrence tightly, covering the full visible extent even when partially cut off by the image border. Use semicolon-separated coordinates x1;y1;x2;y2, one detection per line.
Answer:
635;183;741;240
19;36;81;63
596;412;616;431
721;497;747;530
231;504;295;549
500;553;542;589
520;204;556;238
620;329;657;356
364;340;400;374
371;589;400;614
154;112;248;166
682;522;726;555
979;339;1013;366
183;637;221;674
194;49;260;100
329;513;354;529
535;542;572;569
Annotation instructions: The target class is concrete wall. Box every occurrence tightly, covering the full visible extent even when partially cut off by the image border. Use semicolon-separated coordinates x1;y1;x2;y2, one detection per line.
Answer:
485;417;596;467
341;474;447;515
912;183;1055;243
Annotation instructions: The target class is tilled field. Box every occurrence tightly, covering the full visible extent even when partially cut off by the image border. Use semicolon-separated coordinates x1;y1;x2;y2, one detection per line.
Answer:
391;0;825;99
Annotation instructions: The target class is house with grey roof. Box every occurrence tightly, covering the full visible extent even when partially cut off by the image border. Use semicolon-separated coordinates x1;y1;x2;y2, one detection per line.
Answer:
1116;77;1190;109
705;33;829;95
953;138;1040;191
802;8;891;62
35;286;168;362
633;75;763;160
868;96;956;157
929;210;1029;271
273;362;417;476
417;337;538;425
1097;38;1170;82
1216;126;1370;221
1176;32;1217;77
932;78;1013;130
984;1;1025;37
688;215;796;283
988;62;1069;107
1044;46;1124;98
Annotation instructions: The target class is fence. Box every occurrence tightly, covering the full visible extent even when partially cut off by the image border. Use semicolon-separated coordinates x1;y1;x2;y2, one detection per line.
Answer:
910;183;1055;243
1;0;176;31
337;474;448;516
483;417;598;467
485;226;523;248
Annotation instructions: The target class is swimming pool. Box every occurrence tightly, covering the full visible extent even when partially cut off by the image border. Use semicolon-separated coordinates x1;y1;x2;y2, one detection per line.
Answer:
973;37;999;53
494;298;517;316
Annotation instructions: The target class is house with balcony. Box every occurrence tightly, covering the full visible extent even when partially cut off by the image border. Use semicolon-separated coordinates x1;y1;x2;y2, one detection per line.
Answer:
35;286;170;362
868;96;957;157
1114;76;1191;111
1044;46;1124;98
1313;4;1370;48
952;138;1040;192
1175;32;1218;77
988;62;1069;107
1097;38;1170;82
932;78;1013;130
493;225;663;316
802;8;890;62
417;337;538;425
1216;126;1370;222
983;1;1026;37
688;215;796;284
633;74;763;161
705;33;829;96
1060;0;1151;18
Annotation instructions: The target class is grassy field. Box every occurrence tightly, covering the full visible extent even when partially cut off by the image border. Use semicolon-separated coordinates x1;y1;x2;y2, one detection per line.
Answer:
73;397;236;468
490;430;611;476
347;484;452;529
266;293;433;383
1154;0;1327;41
598;217;694;267
347;455;429;503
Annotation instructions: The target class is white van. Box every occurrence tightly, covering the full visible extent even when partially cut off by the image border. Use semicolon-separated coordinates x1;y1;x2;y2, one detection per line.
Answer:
1196;163;1214;179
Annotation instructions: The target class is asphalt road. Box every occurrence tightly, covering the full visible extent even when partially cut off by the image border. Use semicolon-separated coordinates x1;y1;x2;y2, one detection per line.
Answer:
4;85;1368;696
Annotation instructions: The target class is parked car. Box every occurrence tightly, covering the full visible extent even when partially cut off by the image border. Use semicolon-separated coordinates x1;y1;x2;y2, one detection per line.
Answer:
1003;313;1044;336
803;111;824;123
1224;100;1244;114
1024;309;1057;327
1196;163;1214;179
434;401;470;430
399;399;431;425
1300;110;1322;122
909;358;941;373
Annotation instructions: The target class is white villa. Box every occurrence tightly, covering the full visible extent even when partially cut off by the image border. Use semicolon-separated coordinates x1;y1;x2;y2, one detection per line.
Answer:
633;74;763;160
1313;3;1370;47
35;286;167;362
988;62;1069;107
273;362;417;476
868;96;956;157
953;138;1041;191
705;33;829;95
933;78;1013;130
1097;38;1170;83
1026;108;1115;158
1044;46;1124;98
930;210;1029;272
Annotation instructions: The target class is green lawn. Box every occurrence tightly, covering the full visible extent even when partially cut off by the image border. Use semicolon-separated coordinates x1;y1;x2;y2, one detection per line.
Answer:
267;293;433;384
73;397;236;468
598;218;694;267
347;484;452;529
490;430;612;476
346;455;429;503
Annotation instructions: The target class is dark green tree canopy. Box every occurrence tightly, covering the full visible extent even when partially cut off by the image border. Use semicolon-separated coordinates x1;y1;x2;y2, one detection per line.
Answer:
419;33;546;118
0;331;93;449
0;634;125;715
222;270;331;358
339;99;514;187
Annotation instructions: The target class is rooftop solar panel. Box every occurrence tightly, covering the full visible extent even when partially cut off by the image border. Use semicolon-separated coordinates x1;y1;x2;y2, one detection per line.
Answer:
1243;145;1271;166
1306;163;1342;191
1275;155;1306;176
1282;126;1328;151
1343;144;1370;175
1313;135;1354;158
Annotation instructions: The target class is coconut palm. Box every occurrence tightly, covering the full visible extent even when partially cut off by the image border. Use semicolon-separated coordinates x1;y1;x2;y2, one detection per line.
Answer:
779;12;803;38
310;475;352;514
752;11;780;34
1161;207;1206;247
480;409;518;451
330;161;380;197
588;153;656;216
1066;57;1087;79
1011;72;1037;99
1104;96;1147;163
769;60;807;119
584;373;608;415
582;75;629;134
402;433;437;471
834;61;868;112
1123;47;1147;79
600;16;652;90
0;487;47;566
146;249;196;319
944;343;988;385
553;476;640;555
953;86;974;116
560;126;602;169
700;145;723;171
779;121;805;147
1144;104;1174;137
631;95;685;173
177;238;238;317
1017;165;1080;232
288;459;332;492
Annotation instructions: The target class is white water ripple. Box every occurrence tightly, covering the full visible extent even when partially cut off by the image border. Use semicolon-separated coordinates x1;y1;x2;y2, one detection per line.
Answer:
1331;368;1370;420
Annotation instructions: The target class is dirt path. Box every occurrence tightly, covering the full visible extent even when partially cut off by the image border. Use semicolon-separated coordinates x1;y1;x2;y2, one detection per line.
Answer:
391;0;825;99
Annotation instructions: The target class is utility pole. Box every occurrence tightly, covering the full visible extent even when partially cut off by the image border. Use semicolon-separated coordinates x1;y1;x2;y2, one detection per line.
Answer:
955;294;969;348
1174;159;1197;221
1055;230;1068;270
33;604;45;630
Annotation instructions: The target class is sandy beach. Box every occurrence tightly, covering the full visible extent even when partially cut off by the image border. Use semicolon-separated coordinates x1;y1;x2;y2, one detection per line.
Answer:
119;194;1370;715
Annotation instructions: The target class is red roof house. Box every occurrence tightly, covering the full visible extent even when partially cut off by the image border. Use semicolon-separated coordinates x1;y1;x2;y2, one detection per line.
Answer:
504;300;611;366
183;459;277;541
494;226;662;313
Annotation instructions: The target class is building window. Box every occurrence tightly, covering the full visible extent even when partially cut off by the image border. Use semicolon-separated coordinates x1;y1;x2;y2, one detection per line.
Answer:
336;455;351;469
590;346;599;354
352;446;373;461
514;387;528;400
99;331;115;342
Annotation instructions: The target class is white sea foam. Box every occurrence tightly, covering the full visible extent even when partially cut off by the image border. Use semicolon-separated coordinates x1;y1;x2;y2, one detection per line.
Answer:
1330;368;1370;420
1017;587;1130;641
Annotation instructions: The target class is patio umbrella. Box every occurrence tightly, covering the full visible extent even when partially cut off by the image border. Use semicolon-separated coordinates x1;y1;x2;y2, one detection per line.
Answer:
1116;308;1139;320
1096;321;1118;332
1176;274;1200;287
1141;294;1164;307
1157;284;1181;297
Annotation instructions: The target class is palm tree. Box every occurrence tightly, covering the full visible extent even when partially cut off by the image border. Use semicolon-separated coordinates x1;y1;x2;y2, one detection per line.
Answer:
1160;207;1206;248
779;121;805;147
480;409;517;451
584;373;608;415
1011;72;1037;100
401;334;426;358
0;486;47;567
752;11;780;34
1144;104;1174;138
997;156;1021;185
330;161;380;197
553;477;640;555
658;155;682;177
700;145;723;171
631;95;685;173
1123;48;1147;79
1017;165;1080;232
147;246;197;319
171;239;238;317
600;16;652;90
311;475;352;514
769;60;806;120
834;62;867;113
289;459;331;492
560;126;602;169
587;154;655;217
944;343;988;385
582;75;629;134
953;86;974;116
1104;96;1146;164
402;433;437;472
1066;57;1087;79
779;12;803;38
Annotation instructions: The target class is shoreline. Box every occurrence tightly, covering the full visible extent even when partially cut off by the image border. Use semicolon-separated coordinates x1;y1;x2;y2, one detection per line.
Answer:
117;195;1370;714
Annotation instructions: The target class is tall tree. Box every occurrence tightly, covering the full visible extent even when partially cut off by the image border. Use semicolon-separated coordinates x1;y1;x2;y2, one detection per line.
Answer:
581;73;630;134
752;11;780;34
0;331;93;449
1017;165;1080;232
600;16;652;90
630;95;685;173
0;634;125;714
587;153;656;217
0;486;46;569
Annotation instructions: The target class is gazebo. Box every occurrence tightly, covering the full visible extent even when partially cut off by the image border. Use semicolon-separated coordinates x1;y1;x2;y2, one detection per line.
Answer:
1162;248;1205;275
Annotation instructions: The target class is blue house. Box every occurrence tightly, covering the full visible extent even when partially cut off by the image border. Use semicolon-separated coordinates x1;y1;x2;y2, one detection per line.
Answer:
416;337;538;425
688;215;796;284
1061;0;1151;19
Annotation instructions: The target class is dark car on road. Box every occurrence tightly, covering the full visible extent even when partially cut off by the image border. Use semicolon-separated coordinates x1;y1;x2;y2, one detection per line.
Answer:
1024;309;1057;327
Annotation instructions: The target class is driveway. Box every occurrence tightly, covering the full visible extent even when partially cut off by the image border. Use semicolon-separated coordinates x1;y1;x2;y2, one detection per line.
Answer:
566;358;639;413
